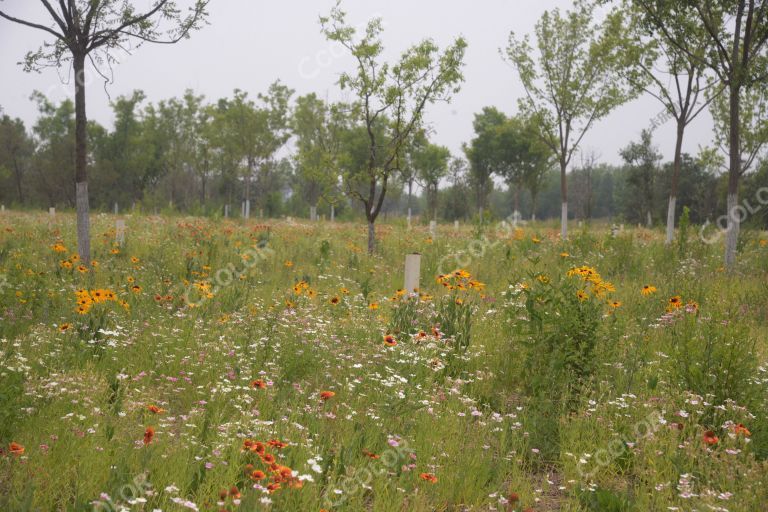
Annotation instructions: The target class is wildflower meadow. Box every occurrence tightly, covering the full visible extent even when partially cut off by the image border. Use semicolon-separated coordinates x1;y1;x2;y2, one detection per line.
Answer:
1;211;767;511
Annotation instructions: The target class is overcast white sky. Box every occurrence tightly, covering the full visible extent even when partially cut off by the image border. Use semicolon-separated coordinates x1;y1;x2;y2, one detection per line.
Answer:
0;0;715;165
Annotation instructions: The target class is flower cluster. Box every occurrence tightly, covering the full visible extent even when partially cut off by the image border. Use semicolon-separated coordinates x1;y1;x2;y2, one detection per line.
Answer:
436;269;485;292
74;288;126;314
241;438;305;494
566;265;615;299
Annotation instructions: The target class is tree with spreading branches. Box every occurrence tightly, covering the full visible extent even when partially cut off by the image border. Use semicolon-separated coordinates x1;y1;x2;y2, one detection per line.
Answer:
320;5;466;253
506;0;637;240
630;0;768;267
0;0;209;263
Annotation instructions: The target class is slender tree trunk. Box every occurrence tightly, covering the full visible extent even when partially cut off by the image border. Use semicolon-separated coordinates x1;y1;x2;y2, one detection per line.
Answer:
560;157;568;240
513;184;520;216
73;52;91;264
244;158;252;219
12;157;23;203
724;84;741;269
666;121;685;245
367;220;376;254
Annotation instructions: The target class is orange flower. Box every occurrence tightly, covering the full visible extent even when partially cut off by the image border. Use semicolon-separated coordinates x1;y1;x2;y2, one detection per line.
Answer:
261;453;276;464
668;295;682;310
143;426;155;445
319;391;336;401
267;439;288;449
266;483;281;493
732;423;751;437
229;486;241;499
147;405;165;414
251;379;267;389
383;335;397;347
419;472;438;483
703;430;719;446
368;302;379;310
250;470;266;481
8;442;24;456
362;450;380;459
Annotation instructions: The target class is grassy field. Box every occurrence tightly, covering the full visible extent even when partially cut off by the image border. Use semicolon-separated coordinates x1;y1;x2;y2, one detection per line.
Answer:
1;210;767;512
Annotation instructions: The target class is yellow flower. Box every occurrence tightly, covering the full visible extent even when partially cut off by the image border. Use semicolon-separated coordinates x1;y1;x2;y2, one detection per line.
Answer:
667;295;682;310
284;260;293;268
368;302;379;310
641;285;657;296
577;290;588;301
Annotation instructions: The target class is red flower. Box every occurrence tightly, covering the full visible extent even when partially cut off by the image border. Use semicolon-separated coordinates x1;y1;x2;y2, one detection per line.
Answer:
383;335;397;347
143;426;155;445
319;391;336;401
251;379;267;389
703;430;719;446
419;472;438;483
8;442;24;456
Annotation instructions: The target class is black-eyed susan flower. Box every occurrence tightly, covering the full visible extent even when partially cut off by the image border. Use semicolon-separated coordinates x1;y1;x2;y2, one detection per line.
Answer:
641;285;657;296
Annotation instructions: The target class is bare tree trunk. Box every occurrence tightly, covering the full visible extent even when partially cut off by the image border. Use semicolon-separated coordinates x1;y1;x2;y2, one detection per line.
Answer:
725;84;741;269
666;121;685;245
244;158;252;219
367;221;375;253
560;157;568;239
12;158;23;203
513;184;521;217
73;52;91;264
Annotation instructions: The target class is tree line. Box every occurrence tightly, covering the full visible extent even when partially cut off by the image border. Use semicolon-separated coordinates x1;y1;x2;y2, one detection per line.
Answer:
3;94;765;230
0;1;767;264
